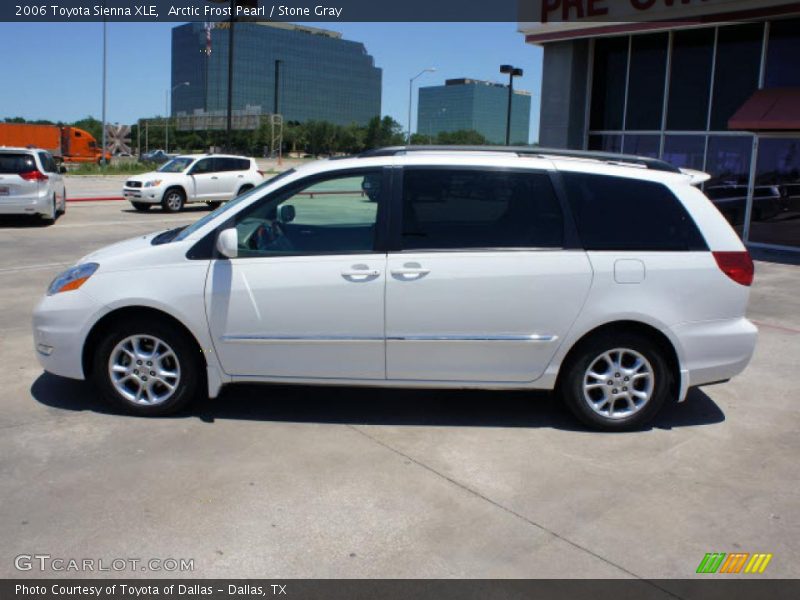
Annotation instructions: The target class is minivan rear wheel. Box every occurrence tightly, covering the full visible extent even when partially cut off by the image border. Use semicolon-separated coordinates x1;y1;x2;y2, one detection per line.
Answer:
92;318;203;416
559;332;671;431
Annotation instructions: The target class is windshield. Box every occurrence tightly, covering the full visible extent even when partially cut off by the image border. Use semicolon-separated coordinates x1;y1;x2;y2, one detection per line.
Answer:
173;169;296;242
158;158;193;173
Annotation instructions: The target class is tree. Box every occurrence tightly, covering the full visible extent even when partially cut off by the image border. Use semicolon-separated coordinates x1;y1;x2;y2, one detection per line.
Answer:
435;130;488;145
71;116;103;140
363;116;404;150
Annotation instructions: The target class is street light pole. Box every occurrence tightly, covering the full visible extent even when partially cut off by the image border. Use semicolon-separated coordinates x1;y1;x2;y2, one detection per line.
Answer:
101;19;107;166
500;65;523;146
166;82;190;154
407;67;436;144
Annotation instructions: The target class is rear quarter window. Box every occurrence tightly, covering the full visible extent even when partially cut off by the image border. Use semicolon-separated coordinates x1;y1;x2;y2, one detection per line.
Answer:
562;173;708;251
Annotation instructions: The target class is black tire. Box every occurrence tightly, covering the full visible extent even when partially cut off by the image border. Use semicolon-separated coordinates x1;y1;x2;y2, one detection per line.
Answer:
161;188;185;213
237;184;254;197
40;195;57;225
558;331;673;431
206;201;222;210
131;202;151;212
91;317;205;416
57;192;66;216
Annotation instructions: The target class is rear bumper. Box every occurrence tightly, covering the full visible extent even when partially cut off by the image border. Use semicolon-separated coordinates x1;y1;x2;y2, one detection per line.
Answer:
671;317;758;388
0;193;50;216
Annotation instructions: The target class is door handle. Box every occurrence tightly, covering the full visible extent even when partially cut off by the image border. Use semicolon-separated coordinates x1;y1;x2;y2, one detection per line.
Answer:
211;176;219;180
390;266;430;279
341;265;381;281
238;174;244;178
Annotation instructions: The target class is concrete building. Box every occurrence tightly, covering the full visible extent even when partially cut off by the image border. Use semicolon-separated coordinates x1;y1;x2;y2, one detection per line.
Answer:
417;79;531;145
520;0;800;252
171;22;382;126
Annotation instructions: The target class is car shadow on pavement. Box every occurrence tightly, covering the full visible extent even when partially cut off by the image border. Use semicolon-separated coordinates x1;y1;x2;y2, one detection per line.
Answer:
31;373;725;432
0;215;50;228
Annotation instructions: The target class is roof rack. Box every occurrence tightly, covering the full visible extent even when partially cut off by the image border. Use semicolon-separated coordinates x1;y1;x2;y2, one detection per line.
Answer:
358;145;682;174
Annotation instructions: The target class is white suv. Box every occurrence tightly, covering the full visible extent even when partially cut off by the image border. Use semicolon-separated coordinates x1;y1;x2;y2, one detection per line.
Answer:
0;147;66;223
123;154;264;212
33;147;758;430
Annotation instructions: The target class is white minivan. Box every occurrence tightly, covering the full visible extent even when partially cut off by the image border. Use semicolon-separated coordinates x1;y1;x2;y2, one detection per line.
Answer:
123;154;264;212
34;147;757;430
0;147;66;223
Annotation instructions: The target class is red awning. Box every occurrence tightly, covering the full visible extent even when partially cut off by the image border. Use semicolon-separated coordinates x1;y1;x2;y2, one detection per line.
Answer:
729;87;800;131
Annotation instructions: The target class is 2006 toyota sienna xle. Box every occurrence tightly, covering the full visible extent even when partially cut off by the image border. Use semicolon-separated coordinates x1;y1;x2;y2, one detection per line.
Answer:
32;147;757;430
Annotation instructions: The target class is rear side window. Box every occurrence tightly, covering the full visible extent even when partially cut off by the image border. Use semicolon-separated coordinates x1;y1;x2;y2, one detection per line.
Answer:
401;169;564;250
0;153;36;174
216;157;251;171
563;173;707;251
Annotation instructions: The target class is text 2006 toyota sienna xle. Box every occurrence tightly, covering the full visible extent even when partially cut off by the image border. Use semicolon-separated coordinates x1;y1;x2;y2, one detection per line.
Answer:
32;147;757;430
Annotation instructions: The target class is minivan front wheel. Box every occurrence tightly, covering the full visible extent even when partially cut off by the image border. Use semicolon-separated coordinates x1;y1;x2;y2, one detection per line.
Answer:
92;319;202;416
559;332;671;431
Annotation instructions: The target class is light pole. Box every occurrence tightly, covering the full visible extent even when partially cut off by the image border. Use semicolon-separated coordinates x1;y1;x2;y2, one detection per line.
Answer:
500;64;523;146
166;82;189;154
408;67;436;144
100;19;107;166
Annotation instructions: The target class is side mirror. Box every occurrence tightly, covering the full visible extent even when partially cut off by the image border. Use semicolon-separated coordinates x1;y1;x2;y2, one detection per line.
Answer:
59;166;67;174
215;228;239;259
278;204;295;223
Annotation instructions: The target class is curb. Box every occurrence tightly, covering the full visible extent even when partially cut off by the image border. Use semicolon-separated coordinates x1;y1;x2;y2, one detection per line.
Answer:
67;196;125;202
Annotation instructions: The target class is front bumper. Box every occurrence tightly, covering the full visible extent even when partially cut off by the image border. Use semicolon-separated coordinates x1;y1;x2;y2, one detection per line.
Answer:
32;288;107;380
0;192;50;216
671;317;758;388
122;187;163;204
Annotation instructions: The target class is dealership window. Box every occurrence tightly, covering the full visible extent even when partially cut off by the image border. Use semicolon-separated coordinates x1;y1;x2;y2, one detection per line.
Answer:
667;29;715;131
625;33;669;131
590;37;629;131
765;19;800;88
710;23;763;131
704;136;754;234
623;135;660;158
588;135;622;154
749;138;800;249
663;136;706;171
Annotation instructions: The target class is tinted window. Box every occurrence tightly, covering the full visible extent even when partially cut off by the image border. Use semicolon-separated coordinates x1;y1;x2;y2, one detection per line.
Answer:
625;33;668;130
401;169;563;250
667;28;715;130
191;158;215;174
0;153;36;174
232;171;381;256
563;173;707;251
623;135;660;158
711;24;763;130
215;157;250;171
38;152;56;173
766;18;800;88
663;136;706;171
590;37;629;131
589;135;622;154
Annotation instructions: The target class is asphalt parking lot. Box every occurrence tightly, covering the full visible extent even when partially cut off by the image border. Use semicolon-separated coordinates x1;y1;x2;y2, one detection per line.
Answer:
1;197;798;580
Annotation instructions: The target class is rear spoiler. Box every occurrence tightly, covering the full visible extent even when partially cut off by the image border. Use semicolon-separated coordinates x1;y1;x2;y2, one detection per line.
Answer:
680;168;711;186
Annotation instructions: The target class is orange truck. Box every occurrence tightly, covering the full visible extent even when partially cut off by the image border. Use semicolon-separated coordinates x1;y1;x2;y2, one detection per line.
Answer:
0;123;110;164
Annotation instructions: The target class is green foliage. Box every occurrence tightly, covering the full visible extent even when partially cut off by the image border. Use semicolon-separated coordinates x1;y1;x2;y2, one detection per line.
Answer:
70;116;103;140
411;129;489;146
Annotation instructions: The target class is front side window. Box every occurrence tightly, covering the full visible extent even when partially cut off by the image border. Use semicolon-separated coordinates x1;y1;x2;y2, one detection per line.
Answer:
563;173;707;251
232;170;382;257
401;169;563;250
158;158;193;173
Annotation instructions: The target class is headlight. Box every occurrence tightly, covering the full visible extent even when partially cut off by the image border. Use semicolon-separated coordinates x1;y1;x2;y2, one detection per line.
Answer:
144;180;162;188
47;263;99;296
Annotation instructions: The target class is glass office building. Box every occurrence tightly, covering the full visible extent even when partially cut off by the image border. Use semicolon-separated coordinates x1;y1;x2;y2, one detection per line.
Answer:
417;79;531;145
523;5;800;252
171;22;381;127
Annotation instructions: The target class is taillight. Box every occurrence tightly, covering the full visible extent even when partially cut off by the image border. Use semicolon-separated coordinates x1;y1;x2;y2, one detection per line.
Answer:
19;170;48;182
713;251;754;286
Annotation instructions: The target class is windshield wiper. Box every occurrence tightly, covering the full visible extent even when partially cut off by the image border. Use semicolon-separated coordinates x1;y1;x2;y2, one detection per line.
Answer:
151;226;187;245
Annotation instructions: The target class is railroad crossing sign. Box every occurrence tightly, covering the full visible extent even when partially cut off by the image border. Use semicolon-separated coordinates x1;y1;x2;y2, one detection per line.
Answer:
105;124;131;155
